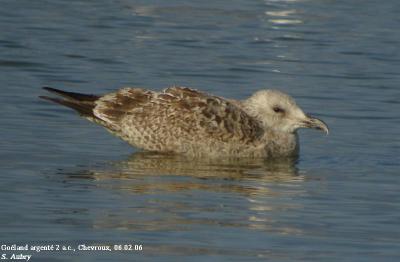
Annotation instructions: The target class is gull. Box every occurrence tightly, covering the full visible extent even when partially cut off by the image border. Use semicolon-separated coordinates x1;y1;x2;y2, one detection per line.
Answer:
40;86;328;158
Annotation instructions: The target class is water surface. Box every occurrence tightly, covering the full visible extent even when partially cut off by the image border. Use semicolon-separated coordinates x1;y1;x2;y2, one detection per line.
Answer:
1;0;399;261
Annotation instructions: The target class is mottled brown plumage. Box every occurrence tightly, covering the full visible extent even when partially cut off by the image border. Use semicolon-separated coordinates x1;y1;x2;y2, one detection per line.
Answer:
41;86;328;158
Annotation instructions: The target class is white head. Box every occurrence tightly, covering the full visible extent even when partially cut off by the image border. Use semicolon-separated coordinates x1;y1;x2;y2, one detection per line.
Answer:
243;90;328;134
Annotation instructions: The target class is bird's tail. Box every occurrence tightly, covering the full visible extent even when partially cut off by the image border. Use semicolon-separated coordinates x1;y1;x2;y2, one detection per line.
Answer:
39;87;100;118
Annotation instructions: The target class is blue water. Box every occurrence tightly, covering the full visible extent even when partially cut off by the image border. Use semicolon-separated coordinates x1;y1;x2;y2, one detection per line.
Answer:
1;0;399;261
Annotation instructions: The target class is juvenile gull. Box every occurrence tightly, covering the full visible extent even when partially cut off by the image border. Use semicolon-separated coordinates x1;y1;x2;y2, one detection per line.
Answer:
40;86;328;158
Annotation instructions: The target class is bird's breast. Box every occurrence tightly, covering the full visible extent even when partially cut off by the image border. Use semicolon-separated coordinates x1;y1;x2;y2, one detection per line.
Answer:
262;131;299;158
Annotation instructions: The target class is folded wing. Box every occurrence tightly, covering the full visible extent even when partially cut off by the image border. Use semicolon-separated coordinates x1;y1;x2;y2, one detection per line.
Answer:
94;87;264;146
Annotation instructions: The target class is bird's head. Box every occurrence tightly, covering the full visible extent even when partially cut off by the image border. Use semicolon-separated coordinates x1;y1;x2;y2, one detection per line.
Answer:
243;90;329;134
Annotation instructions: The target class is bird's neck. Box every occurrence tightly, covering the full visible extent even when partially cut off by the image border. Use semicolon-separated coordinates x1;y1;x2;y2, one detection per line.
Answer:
261;130;299;157
236;98;299;157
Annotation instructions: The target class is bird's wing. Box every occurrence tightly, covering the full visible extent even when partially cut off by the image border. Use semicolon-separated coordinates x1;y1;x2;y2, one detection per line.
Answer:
93;87;264;144
93;87;153;130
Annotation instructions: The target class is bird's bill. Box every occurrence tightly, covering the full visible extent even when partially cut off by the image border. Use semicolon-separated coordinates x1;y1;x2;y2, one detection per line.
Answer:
302;115;329;134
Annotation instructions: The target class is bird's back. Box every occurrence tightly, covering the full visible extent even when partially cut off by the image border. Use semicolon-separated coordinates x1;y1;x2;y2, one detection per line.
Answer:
93;87;264;156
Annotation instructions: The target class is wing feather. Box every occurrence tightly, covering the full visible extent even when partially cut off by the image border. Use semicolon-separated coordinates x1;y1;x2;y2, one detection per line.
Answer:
93;87;264;148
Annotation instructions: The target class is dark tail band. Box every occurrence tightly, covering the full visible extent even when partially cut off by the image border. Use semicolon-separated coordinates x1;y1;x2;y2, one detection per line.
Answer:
40;87;99;118
42;87;99;102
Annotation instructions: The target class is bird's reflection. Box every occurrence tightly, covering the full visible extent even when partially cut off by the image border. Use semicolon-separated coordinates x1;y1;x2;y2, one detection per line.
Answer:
57;152;306;239
66;152;302;195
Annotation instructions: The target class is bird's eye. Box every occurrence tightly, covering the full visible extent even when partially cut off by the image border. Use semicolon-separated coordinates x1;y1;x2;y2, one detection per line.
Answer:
273;106;285;113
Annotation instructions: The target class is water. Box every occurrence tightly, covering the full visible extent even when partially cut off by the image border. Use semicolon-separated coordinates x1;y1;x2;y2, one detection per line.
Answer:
1;0;399;261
